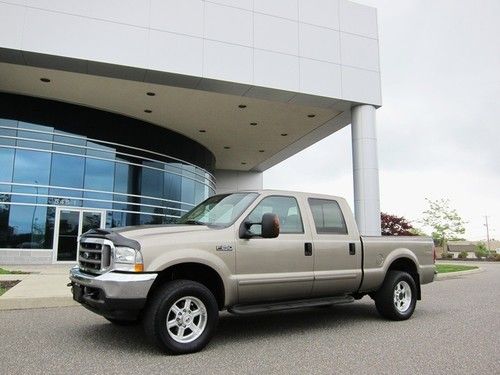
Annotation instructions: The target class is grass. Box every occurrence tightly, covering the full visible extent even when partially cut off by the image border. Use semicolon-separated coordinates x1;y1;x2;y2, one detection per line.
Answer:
0;267;29;275
436;264;478;273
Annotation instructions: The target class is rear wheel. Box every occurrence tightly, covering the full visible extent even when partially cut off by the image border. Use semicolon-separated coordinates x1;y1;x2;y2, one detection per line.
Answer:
143;280;219;354
374;271;417;320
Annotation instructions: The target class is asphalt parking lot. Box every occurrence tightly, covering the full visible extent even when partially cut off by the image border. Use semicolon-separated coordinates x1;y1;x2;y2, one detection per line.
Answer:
1;262;498;375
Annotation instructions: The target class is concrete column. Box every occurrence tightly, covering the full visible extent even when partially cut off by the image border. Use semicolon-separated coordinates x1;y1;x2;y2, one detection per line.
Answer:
351;105;381;236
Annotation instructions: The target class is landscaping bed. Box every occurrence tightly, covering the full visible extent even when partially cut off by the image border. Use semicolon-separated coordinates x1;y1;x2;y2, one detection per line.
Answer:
0;267;29;275
0;280;21;296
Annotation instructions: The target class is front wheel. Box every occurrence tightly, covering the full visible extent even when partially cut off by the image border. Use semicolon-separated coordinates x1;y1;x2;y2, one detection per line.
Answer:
143;280;219;354
374;271;417;321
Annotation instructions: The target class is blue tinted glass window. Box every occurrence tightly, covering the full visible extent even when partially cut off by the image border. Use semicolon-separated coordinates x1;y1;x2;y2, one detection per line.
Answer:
53;130;86;155
17;122;53;150
84;159;114;191
0;148;15;184
13;150;51;185
0;203;10;247
6;204;49;249
141;162;164;198
0;119;17;146
50;154;85;196
86;141;115;158
181;177;195;206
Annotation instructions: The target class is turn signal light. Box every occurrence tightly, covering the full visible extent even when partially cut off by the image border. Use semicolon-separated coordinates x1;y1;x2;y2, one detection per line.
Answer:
134;263;144;272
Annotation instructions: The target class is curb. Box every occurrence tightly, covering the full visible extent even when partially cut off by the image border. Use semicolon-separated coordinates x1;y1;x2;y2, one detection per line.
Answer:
436;267;483;280
0;296;77;310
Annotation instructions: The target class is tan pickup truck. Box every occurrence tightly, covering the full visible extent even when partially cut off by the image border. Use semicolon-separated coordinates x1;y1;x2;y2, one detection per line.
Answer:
69;190;435;354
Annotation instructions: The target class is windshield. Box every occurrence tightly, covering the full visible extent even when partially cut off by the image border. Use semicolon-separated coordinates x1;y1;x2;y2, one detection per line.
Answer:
177;192;259;227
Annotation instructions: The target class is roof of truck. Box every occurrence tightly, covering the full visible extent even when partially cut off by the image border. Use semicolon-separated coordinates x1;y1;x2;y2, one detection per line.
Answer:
226;189;346;202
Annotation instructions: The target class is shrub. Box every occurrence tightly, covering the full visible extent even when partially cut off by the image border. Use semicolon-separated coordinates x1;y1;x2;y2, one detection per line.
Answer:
441;252;453;259
486;253;500;261
475;242;489;259
458;251;468;259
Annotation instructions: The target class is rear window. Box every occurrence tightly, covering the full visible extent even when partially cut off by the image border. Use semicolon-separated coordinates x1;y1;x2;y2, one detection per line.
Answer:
308;198;348;235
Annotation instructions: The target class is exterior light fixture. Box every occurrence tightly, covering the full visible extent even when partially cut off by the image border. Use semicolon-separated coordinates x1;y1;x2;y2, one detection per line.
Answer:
40;78;51;83
199;129;206;133
146;92;156;96
144;109;152;113
281;133;288;136
238;104;247;108
224;146;231;149
307;114;316;118
250;122;257;126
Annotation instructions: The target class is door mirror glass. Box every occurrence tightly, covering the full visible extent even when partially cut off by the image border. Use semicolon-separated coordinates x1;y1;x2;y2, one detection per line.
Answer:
261;213;280;238
239;213;280;239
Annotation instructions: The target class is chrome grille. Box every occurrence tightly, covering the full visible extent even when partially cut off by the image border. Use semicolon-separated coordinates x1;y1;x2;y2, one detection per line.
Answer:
79;239;112;274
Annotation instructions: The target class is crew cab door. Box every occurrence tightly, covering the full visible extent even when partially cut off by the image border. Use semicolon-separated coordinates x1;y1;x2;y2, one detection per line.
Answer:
306;198;362;296
235;195;314;304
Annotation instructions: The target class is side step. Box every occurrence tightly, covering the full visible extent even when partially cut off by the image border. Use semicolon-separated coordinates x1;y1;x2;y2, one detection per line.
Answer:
228;295;355;315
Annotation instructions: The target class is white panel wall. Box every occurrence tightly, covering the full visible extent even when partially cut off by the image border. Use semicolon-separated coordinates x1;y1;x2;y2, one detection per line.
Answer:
0;0;382;105
214;170;264;194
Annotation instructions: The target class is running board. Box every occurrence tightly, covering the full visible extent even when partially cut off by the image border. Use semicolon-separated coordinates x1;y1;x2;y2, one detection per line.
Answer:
228;295;355;315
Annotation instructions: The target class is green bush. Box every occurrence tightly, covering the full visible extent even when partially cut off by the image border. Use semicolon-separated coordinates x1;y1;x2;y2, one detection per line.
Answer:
441;252;453;259
458;251;468;259
475;242;489;259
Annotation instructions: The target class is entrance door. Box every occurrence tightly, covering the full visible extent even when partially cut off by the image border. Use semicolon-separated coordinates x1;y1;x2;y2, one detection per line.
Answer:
53;208;105;262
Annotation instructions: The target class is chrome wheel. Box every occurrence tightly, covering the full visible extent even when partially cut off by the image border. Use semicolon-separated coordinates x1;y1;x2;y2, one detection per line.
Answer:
166;296;207;344
393;281;412;313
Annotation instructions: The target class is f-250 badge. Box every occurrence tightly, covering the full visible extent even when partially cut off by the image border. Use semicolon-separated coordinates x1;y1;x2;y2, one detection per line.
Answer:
216;245;233;251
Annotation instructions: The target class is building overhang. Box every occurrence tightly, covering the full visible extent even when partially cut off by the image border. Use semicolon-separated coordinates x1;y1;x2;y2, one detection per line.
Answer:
0;48;368;172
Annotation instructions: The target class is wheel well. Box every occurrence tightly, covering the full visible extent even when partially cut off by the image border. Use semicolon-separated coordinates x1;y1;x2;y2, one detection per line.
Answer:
148;263;225;310
388;258;421;300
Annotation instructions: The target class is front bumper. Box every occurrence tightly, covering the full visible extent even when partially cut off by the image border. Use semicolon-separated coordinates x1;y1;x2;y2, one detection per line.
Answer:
69;266;157;320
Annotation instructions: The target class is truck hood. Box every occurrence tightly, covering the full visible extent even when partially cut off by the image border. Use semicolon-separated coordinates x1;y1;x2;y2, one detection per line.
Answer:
113;224;214;241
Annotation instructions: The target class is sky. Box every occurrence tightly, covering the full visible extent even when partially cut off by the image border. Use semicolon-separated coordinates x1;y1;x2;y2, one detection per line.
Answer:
264;0;500;241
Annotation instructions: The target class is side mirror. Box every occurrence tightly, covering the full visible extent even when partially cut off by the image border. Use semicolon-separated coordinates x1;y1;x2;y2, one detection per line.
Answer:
239;213;280;239
261;213;280;238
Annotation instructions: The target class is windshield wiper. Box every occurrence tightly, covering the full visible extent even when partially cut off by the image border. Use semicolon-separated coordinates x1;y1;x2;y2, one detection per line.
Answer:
182;220;206;225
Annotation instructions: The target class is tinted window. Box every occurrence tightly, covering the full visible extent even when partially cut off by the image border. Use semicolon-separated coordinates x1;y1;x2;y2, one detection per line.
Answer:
178;193;258;226
309;198;348;235
247;196;303;235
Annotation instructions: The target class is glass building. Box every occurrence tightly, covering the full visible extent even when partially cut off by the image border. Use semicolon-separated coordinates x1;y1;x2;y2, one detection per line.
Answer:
0;93;215;263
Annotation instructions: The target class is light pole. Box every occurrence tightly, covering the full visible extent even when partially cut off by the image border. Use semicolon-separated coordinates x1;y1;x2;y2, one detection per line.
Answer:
484;215;491;252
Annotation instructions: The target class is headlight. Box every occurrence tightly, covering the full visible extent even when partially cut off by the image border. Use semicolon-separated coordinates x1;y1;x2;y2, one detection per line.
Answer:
114;247;144;272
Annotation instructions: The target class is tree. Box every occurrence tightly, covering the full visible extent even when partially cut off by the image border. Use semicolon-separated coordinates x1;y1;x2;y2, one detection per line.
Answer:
381;212;415;236
421;198;466;248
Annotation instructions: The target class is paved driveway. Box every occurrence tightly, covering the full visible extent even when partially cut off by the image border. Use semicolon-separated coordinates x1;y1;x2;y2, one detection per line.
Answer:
1;262;498;374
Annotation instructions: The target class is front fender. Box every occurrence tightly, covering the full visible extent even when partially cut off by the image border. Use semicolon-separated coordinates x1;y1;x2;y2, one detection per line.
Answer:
147;249;237;307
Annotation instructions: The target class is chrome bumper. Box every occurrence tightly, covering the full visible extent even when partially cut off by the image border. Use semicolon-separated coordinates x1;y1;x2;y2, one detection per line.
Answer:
69;266;157;300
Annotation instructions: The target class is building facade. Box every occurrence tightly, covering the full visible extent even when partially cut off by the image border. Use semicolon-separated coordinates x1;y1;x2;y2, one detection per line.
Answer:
0;0;382;264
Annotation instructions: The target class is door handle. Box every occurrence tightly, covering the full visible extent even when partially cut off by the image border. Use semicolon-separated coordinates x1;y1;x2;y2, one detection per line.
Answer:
349;243;356;255
304;242;312;256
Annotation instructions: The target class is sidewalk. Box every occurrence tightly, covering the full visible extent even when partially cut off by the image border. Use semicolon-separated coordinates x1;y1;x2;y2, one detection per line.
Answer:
0;264;77;310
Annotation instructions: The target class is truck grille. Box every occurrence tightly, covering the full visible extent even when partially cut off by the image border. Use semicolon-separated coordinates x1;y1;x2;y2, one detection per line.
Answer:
79;239;112;274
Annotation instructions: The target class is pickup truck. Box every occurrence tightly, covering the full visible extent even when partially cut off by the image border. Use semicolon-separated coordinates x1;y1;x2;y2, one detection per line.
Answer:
69;190;435;354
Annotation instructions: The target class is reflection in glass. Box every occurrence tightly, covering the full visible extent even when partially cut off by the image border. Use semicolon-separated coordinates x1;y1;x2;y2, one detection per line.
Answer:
0;115;214;252
50;154;85;199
